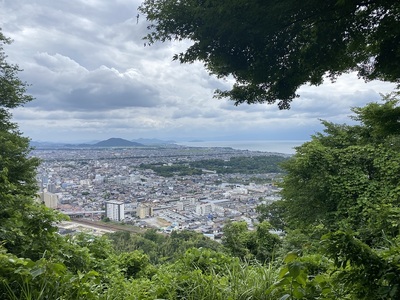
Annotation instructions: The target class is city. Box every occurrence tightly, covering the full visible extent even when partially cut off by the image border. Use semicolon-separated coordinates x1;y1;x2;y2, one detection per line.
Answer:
34;145;287;239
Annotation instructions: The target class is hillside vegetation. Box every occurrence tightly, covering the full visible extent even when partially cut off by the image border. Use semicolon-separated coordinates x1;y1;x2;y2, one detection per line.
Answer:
140;155;287;177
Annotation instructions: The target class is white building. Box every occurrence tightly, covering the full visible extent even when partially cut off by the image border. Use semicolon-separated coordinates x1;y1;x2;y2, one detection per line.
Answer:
105;200;125;221
41;192;58;209
176;197;197;211
195;203;215;216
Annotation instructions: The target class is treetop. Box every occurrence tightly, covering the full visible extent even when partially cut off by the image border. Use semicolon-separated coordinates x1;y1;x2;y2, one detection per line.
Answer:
139;0;400;108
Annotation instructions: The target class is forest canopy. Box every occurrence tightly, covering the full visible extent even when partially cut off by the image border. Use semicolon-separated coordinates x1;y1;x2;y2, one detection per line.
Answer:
139;0;400;108
140;155;287;176
275;95;400;245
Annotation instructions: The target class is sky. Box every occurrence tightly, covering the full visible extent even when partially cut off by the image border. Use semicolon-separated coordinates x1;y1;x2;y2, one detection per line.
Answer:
0;0;397;143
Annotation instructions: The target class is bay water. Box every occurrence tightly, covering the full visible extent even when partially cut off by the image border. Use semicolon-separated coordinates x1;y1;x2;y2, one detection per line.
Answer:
177;140;308;154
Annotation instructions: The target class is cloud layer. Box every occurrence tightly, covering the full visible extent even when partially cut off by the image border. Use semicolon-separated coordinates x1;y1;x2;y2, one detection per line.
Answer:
0;0;396;143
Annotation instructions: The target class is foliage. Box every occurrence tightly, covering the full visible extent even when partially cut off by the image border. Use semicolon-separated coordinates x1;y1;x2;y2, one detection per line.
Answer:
190;155;287;174
266;252;338;300
0;32;33;123
116;250;154;279
321;231;400;299
0;30;66;260
139;0;400;108
279;97;400;246
140;155;287;176
107;229;223;264
149;248;278;300
257;201;287;231
275;227;325;259
222;221;281;262
0;31;38;197
0;245;103;300
139;163;203;177
222;221;250;259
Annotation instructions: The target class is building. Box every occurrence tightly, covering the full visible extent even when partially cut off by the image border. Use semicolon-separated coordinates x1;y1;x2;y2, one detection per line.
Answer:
41;192;58;209
105;200;124;221
137;204;153;219
176;197;197;211
195;203;214;216
47;183;57;193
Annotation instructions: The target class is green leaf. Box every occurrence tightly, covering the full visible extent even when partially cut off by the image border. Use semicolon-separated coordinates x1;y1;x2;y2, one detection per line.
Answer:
313;274;326;284
293;287;305;298
295;271;307;286
284;252;298;263
274;277;291;287
278;266;289;278
280;294;291;300
30;267;45;278
288;262;302;278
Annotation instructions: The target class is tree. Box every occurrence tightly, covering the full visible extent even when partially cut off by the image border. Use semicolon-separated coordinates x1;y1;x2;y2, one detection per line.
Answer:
222;221;251;259
117;251;152;279
0;30;64;259
256;201;287;231
251;221;281;262
222;220;281;262
321;231;400;299
279;95;400;246
0;31;38;195
139;0;400;108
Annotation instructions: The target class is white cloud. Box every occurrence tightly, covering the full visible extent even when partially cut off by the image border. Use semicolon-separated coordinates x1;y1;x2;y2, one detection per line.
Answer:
1;0;397;143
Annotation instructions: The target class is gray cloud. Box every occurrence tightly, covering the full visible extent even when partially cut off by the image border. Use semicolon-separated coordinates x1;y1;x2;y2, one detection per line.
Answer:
1;0;397;143
21;53;161;110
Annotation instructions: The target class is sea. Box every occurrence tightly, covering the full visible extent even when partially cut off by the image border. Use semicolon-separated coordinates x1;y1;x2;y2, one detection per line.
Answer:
176;140;308;154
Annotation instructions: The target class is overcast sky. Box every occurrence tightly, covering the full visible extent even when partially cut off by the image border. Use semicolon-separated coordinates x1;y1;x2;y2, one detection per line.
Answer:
0;0;397;144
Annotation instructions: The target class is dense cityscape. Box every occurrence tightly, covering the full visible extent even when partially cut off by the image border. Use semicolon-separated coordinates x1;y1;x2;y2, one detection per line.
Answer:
34;144;287;238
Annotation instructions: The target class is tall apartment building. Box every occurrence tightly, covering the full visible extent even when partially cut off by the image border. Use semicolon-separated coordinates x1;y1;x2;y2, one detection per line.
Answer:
137;204;153;219
41;192;58;209
176;197;197;211
105;200;125;221
195;203;214;216
47;183;57;193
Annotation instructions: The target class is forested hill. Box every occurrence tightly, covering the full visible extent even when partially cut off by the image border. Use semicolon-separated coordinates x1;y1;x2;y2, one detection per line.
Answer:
140;155;288;177
92;138;143;147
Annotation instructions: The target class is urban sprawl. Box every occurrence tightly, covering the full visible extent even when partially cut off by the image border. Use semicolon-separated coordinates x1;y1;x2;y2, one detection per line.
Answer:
35;146;286;239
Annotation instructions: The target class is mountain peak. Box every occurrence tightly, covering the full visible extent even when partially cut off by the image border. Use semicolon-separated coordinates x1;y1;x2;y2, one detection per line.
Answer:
94;138;143;147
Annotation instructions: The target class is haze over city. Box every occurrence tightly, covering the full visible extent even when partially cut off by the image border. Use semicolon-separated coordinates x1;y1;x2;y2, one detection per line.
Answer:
0;0;396;144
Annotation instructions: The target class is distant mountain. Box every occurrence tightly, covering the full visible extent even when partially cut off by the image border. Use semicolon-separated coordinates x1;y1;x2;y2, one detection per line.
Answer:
132;138;176;145
30;137;175;148
188;139;205;142
93;138;143;147
30;141;69;148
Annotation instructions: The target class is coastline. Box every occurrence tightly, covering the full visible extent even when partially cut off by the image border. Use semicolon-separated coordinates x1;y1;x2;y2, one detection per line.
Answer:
176;140;307;154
